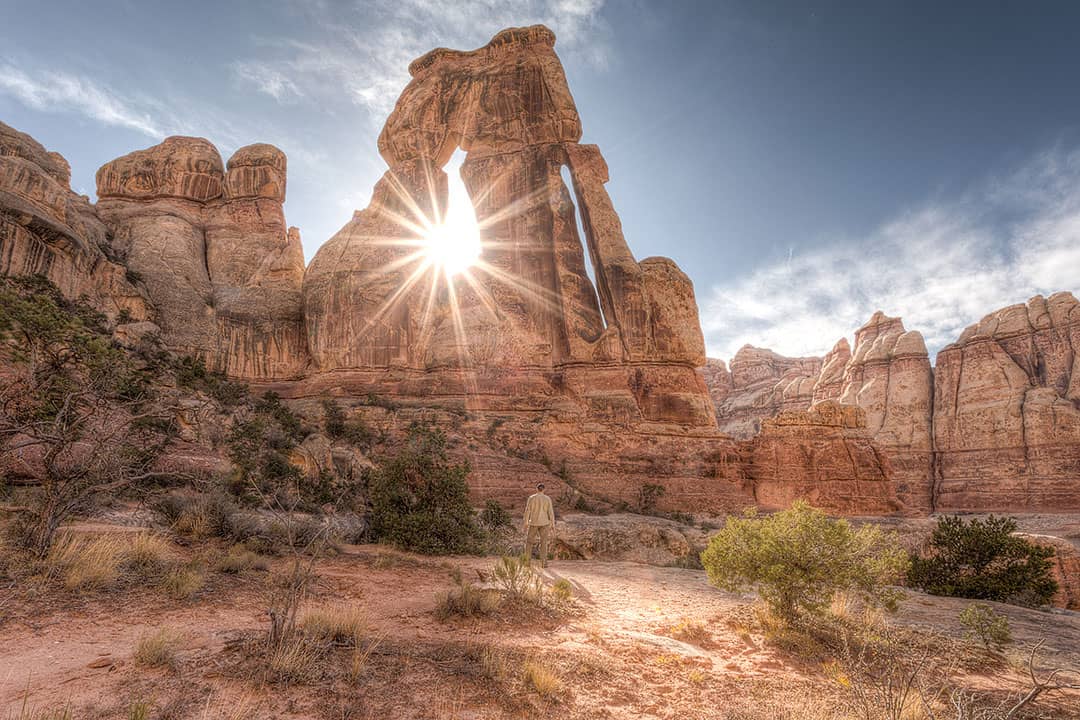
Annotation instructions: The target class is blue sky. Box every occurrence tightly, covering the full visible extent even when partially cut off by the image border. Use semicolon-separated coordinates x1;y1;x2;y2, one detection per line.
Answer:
2;1;1078;361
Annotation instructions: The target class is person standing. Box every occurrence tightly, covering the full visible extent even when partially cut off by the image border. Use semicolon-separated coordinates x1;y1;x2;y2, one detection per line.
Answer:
523;482;555;567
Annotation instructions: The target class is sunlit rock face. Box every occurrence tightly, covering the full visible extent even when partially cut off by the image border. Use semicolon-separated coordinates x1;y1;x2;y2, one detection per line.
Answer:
710;346;822;439
96;138;307;379
0;121;148;319
933;293;1080;511
302;25;712;426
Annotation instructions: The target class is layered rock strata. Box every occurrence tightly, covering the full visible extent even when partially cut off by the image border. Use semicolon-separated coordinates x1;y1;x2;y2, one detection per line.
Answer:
0;121;148;319
96;138;307;379
933;293;1080;511
711;346;822;439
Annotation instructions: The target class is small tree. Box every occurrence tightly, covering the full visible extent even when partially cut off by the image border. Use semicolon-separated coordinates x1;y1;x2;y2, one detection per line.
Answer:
367;423;482;555
907;515;1057;607
700;501;909;621
959;602;1012;652
0;276;176;556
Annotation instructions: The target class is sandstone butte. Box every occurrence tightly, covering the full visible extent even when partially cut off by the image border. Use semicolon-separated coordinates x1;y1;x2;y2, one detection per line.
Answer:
0;25;1077;522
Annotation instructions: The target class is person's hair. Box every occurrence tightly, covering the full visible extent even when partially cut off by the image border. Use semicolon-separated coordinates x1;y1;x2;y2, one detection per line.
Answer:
536;483;545;490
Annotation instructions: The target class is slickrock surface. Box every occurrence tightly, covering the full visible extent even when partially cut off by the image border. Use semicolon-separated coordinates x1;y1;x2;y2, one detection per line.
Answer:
0;121;148;319
97;138;307;379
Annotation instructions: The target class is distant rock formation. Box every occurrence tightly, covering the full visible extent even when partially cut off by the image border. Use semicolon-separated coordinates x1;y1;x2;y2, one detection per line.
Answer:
707;296;1080;513
712;346;822;439
96;137;307;379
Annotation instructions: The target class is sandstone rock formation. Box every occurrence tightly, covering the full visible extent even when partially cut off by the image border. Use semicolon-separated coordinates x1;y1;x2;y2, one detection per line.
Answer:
0;121;148;318
933;293;1080;511
837;312;934;512
707;297;1079;514
744;401;900;515
96;137;306;380
301;25;712;426
711;346;822;439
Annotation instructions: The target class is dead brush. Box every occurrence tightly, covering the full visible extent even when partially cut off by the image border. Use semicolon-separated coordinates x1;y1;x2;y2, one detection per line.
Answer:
299;602;366;646
214;545;268;574
161;565;205;600
46;533;125;589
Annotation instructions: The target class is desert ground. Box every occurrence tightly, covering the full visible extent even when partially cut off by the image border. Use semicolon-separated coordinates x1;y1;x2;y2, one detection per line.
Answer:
2;516;1078;720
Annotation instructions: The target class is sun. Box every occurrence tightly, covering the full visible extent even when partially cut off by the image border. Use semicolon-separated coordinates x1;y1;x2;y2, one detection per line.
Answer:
422;178;482;276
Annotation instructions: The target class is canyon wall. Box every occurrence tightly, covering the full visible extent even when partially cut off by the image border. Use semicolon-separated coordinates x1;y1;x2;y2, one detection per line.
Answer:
1;26;1077;520
706;298;1080;513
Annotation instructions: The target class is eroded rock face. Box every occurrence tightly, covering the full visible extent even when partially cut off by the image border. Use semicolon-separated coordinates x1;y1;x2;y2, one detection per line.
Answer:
744;401;899;515
302;25;709;425
933;293;1080;511
0;121;148;319
713;346;822;439
96;138;307;379
838;312;934;512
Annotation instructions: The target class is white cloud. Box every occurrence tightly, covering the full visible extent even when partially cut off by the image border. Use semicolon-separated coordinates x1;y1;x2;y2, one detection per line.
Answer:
233;0;610;116
701;147;1080;363
0;63;164;137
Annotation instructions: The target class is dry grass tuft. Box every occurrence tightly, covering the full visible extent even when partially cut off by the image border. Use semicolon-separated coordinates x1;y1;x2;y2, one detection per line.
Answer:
668;617;710;646
161;566;204;600
4;698;74;720
522;658;562;698
125;533;175;578
435;569;501;620
133;627;183;669
265;635;322;684
47;534;125;589
215;545;269;574
300;603;366;646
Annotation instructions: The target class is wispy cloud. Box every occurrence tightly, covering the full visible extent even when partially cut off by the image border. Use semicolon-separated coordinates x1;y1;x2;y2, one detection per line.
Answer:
232;0;610;117
702;146;1080;362
0;63;165;137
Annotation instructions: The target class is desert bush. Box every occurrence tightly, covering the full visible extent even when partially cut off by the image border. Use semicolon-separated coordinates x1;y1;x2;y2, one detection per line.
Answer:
133;627;182;669
300;602;366;646
700;502;909;621
492;555;542;603
638;482;666;514
321;398;374;448
435;568;501;619
174;355;248;406
0;276;177;556
367;423;483;555
550;578;574;607
479;499;511;531
958;603;1012;652
907;515;1058;607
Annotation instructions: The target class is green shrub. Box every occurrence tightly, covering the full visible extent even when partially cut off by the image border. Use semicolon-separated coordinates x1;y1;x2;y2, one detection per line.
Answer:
907;515;1057;607
958;602;1012;651
367;424;483;555
492;555;542;603
479;499;511;530
700;502;909;620
174;355;248;406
